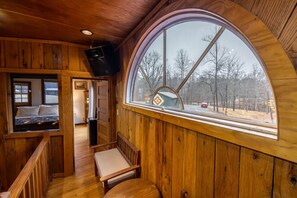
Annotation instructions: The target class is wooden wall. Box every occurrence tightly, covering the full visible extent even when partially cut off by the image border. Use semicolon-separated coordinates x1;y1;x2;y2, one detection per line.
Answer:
0;38;92;191
116;0;297;197
118;110;297;197
4;136;43;187
0;38;88;71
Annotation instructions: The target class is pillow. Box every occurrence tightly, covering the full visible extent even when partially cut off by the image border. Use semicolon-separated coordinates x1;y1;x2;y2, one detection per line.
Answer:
39;105;59;116
16;106;39;117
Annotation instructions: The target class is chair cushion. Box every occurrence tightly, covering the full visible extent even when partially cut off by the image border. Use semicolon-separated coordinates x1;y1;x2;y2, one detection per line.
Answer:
94;148;135;187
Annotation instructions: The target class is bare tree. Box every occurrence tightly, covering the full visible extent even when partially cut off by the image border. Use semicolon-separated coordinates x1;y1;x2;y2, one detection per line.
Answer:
139;50;163;92
174;49;193;102
221;54;245;114
175;49;191;80
202;34;229;112
230;59;244;111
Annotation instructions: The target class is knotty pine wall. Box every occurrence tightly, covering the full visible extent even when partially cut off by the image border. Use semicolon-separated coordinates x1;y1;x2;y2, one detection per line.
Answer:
0;38;91;191
116;0;297;197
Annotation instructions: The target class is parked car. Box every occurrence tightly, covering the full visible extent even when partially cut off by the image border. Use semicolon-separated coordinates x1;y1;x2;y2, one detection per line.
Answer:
201;102;208;108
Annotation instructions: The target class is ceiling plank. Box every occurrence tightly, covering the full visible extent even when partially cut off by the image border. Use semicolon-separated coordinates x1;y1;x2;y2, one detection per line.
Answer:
0;0;160;44
251;0;296;38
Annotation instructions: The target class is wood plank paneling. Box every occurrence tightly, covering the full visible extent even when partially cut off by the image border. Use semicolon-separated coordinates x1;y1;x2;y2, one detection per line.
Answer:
239;148;274;198
0;41;5;67
183;130;197;197
43;44;53;69
68;46;80;71
79;48;88;72
18;42;32;69
147;118;157;183
134;113;141;149
155;119;163;190
234;0;255;11
251;0;295;37
123;109;129;138
31;43;44;69
5;41;19;68
50;136;64;174
215;140;240;198
279;6;297;71
5;139;17;187
15;139;27;174
61;45;69;70
139;115;149;179
161;123;173;198
196;133;215;198
274;159;297;197
128;111;136;146
26;137;42;159
171;125;184;197
52;44;62;70
4;137;42;189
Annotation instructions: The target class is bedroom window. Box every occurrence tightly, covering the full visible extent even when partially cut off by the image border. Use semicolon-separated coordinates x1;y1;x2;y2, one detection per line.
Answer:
14;81;32;106
43;79;58;104
11;74;60;132
127;12;277;137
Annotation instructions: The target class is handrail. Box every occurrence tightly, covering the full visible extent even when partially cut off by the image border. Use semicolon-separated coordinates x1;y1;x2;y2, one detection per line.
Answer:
1;134;51;198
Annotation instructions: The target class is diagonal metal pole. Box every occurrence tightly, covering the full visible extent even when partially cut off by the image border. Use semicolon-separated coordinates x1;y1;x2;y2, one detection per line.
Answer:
176;27;225;93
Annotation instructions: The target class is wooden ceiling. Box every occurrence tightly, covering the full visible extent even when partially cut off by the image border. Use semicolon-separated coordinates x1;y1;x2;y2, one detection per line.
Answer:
0;0;160;45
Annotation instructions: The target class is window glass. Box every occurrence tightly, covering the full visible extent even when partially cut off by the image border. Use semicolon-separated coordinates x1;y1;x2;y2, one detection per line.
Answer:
44;80;59;104
130;19;277;126
166;22;219;89
14;82;31;105
132;33;163;104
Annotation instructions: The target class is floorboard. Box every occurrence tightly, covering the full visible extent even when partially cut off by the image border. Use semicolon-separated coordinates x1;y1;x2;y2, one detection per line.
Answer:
46;125;104;197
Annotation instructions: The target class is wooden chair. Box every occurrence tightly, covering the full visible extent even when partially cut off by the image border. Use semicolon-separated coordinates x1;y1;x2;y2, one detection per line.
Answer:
91;132;140;193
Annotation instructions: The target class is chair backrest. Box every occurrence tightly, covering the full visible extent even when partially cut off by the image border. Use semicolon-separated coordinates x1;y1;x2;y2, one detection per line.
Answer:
116;132;140;166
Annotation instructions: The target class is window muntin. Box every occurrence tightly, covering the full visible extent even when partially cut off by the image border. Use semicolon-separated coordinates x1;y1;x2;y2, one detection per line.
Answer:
128;15;277;134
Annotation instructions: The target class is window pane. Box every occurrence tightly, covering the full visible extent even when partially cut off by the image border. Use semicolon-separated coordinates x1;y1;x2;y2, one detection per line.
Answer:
15;85;21;93
44;81;58;104
166;22;219;89
182;29;276;123
22;94;28;99
22;98;28;103
45;95;58;104
22;86;29;93
132;71;152;104
139;33;163;90
15;94;21;99
15;98;21;102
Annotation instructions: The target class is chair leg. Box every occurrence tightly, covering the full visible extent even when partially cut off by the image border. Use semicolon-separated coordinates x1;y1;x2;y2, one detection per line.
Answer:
104;181;109;194
94;159;98;176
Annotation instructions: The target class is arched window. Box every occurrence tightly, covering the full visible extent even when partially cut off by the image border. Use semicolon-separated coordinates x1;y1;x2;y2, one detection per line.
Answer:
127;11;277;137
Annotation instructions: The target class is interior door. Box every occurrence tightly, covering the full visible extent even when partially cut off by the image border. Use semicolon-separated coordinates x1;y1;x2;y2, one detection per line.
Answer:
96;80;109;144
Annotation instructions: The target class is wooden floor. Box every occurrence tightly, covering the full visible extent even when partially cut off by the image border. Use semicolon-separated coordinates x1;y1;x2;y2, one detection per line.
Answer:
46;125;104;197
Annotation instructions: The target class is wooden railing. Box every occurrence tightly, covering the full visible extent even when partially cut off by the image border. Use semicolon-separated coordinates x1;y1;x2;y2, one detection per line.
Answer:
1;135;51;198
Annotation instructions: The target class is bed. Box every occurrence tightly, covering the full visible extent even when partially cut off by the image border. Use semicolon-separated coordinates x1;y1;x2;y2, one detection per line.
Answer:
14;105;59;132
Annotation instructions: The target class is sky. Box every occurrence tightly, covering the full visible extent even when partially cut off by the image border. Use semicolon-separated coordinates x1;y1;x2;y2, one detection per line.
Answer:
144;21;262;74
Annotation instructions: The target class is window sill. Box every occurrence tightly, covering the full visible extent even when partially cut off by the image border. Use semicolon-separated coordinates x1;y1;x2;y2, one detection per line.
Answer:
123;103;277;140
